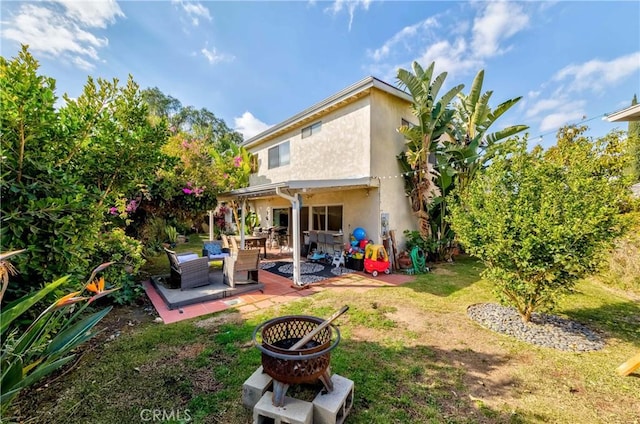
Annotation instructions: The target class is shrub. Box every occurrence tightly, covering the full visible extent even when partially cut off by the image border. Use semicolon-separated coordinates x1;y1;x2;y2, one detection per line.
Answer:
449;129;629;322
92;228;146;305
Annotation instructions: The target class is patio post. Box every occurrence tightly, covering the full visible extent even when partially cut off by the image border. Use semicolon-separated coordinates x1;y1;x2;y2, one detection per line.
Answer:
240;198;246;249
208;210;214;240
276;188;301;286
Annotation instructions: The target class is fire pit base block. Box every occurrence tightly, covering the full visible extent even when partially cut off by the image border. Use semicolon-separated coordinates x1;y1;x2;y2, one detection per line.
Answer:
312;374;354;424
254;391;313;424
243;366;273;409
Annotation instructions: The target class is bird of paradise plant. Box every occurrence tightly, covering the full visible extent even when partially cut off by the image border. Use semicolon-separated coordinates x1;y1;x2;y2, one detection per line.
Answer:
0;250;119;414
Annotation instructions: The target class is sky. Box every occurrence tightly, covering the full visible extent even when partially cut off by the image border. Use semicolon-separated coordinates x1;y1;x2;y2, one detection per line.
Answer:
1;0;639;148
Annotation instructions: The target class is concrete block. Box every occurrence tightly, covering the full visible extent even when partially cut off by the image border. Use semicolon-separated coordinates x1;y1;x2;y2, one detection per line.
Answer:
253;391;313;424
312;375;354;424
243;366;273;409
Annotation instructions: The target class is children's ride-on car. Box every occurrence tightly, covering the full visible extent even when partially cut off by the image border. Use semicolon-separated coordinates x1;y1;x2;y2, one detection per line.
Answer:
364;244;390;277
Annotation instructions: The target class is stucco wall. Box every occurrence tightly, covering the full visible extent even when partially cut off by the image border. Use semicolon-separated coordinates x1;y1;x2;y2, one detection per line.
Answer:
370;89;417;249
244;87;417;251
249;97;372;186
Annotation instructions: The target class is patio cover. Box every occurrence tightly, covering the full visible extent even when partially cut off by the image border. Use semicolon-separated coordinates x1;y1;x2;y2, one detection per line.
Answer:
217;177;380;286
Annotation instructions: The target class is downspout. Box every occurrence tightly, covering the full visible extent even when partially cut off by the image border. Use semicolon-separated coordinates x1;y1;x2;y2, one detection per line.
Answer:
275;187;301;286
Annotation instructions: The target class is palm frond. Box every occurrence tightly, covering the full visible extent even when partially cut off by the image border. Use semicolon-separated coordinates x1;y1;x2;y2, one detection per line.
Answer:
485;125;529;145
487;96;523;124
466;69;485;113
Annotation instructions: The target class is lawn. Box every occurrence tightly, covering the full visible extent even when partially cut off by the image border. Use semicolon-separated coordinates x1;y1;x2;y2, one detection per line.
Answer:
12;256;640;423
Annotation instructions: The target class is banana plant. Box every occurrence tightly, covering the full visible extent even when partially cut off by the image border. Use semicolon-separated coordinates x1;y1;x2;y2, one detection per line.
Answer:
0;251;117;413
450;69;528;193
396;61;463;240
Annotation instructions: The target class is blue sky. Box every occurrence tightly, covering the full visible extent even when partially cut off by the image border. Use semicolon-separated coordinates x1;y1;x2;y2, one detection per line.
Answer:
1;1;639;148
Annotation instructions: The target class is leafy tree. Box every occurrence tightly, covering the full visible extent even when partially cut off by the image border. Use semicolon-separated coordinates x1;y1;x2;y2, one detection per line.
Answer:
449;126;629;322
1;46;159;297
141;87;243;151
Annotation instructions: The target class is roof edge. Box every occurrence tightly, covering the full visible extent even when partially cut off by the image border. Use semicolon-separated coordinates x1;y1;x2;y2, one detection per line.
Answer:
606;103;640;122
242;76;411;148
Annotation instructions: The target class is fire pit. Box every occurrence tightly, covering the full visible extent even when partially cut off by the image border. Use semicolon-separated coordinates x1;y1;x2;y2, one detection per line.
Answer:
253;315;341;406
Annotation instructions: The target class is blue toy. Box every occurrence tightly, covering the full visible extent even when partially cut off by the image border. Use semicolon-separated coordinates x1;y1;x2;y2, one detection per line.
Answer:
353;227;366;241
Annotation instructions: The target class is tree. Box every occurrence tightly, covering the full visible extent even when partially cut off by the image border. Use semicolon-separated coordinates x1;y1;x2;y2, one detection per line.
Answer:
1;46;161;295
396;61;463;244
141;87;243;151
396;63;526;260
449;126;629;322
1;46;101;290
450;69;528;194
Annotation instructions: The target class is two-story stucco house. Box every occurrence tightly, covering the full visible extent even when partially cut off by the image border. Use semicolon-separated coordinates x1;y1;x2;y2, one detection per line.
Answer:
222;76;419;283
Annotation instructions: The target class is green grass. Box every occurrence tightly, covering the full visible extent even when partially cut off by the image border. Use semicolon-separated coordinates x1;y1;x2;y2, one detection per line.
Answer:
11;256;640;424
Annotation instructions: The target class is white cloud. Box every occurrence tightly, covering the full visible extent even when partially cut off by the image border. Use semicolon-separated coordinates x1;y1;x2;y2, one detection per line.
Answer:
527;95;586;132
234;112;271;140
172;0;212;26
201;46;234;65
553;51;640;93
366;2;532;82
56;0;124;28
471;1;529;58
326;0;371;31
417;38;482;79
368;17;439;62
539;110;585;132
1;2;123;70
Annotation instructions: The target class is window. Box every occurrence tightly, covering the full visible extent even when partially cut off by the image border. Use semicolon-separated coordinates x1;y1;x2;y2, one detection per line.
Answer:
268;141;290;169
301;121;321;138
311;205;342;231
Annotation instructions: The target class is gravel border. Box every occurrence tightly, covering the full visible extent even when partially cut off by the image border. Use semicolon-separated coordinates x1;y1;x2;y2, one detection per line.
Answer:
467;303;605;352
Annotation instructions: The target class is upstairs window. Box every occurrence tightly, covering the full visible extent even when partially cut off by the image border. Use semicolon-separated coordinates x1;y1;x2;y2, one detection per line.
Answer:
268;141;290;169
301;121;321;138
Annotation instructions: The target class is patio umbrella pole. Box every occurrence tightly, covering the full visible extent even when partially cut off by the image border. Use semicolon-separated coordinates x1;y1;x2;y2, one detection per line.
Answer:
276;187;301;286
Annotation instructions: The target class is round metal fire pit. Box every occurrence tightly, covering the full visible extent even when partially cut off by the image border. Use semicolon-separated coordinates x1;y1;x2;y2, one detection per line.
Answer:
253;315;341;406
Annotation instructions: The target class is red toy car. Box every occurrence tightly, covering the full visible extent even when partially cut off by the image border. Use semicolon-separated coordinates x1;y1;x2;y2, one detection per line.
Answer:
363;244;390;277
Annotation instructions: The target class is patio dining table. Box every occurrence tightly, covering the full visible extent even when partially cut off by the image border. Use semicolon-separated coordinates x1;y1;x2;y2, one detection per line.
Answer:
234;235;268;259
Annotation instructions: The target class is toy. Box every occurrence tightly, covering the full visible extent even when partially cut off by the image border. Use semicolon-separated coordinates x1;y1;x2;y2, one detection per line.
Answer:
363;244;390;277
353;227;366;241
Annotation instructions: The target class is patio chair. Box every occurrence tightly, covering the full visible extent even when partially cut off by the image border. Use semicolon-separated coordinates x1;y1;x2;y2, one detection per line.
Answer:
202;240;231;262
164;248;210;290
223;248;261;288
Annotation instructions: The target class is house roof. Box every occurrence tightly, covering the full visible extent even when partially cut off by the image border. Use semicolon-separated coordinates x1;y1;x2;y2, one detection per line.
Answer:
218;177;380;200
606;103;640;122
242;76;412;148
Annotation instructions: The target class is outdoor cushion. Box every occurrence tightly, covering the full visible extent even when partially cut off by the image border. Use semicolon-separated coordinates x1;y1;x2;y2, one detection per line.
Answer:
202;240;230;260
204;242;222;256
177;253;200;263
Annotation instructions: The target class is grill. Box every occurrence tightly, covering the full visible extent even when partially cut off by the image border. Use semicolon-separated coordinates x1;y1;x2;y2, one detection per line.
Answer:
253;315;341;406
